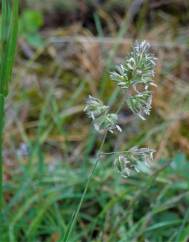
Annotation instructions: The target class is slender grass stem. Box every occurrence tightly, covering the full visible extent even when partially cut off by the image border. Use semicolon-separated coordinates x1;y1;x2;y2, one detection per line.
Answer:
63;133;107;242
63;90;127;241
0;94;5;209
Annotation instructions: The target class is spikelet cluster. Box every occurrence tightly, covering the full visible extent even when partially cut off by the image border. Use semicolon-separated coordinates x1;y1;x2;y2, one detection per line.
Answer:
114;147;155;177
111;40;156;120
127;90;152;120
84;41;157;178
84;95;122;133
84;96;109;120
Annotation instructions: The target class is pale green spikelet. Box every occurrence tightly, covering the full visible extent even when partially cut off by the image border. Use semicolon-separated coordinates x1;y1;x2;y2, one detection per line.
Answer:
114;147;155;177
126;91;152;120
111;40;156;120
94;113;122;134
84;95;122;133
84;95;109;120
111;40;156;90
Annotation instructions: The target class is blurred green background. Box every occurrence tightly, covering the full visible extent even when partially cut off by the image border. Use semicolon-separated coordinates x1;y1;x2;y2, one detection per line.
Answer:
1;0;189;241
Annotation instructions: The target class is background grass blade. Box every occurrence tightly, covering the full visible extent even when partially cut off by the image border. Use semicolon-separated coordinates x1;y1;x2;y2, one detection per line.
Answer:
0;0;19;210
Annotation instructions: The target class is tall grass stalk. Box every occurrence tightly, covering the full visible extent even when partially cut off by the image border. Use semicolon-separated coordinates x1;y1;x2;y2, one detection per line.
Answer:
0;0;19;210
63;40;156;241
63;100;124;242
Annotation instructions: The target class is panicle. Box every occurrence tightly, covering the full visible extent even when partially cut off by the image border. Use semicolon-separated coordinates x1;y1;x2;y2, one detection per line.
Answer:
84;96;122;134
114;147;155;178
110;40;156;120
111;40;156;89
84;40;157;179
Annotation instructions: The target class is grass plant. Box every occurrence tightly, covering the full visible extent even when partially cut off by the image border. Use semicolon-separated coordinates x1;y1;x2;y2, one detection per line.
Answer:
0;0;19;210
1;2;189;242
63;40;157;242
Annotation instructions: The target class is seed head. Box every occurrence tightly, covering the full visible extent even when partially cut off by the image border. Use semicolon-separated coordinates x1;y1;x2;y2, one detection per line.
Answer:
84;95;122;133
84;95;109;120
94;113;122;133
111;40;156;90
126;91;152;120
114;147;155;177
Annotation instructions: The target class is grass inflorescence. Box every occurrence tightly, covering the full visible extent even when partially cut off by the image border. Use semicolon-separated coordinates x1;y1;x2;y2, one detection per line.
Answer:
63;40;157;242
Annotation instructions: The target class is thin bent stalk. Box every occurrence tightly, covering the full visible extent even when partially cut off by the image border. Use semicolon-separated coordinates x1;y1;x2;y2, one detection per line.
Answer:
0;94;5;209
0;0;19;210
63;133;107;242
63;99;125;242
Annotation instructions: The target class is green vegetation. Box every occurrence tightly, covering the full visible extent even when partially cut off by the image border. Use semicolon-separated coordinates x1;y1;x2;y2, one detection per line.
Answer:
1;1;189;241
19;10;44;48
0;0;19;210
